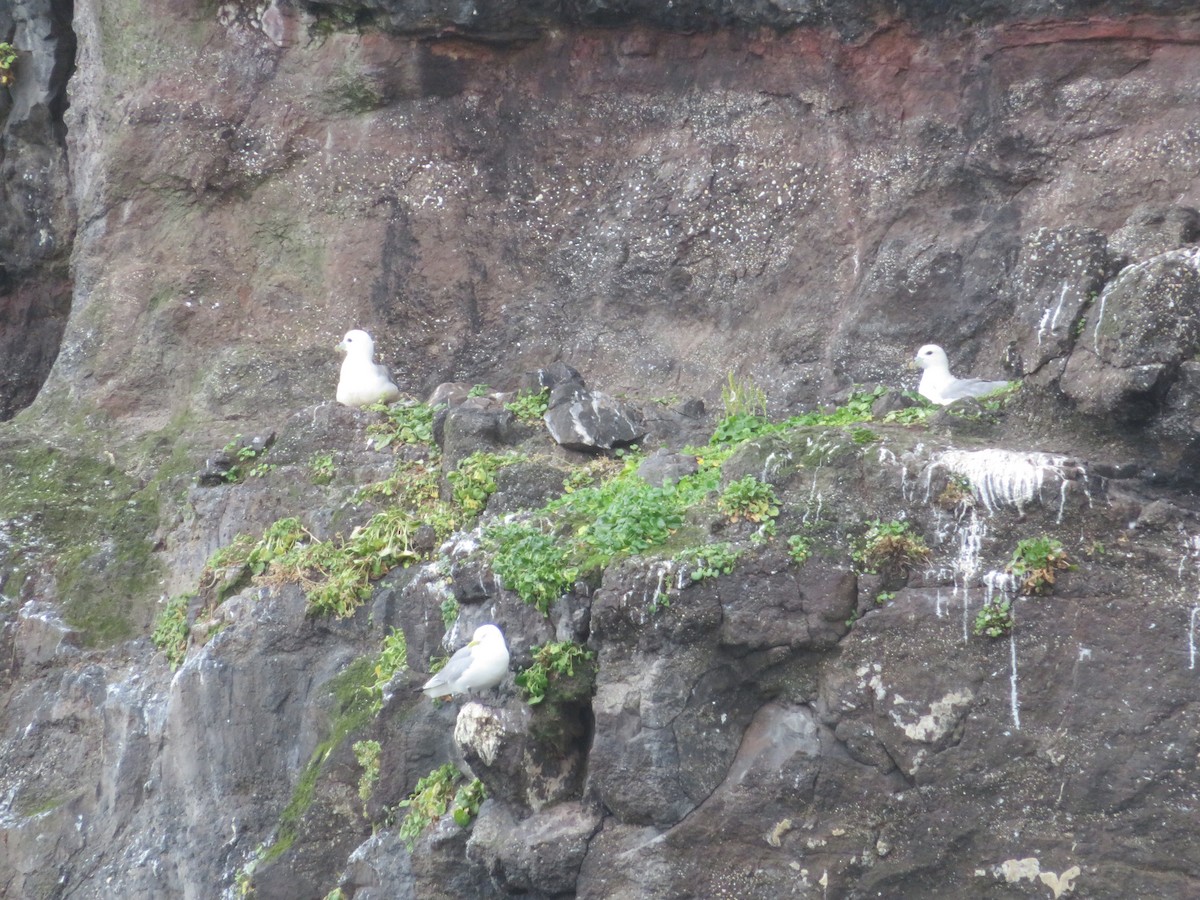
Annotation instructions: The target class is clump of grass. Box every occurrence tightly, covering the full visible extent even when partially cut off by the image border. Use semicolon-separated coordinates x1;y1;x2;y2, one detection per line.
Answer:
310;452;336;485
1008;536;1071;595
486;522;578;614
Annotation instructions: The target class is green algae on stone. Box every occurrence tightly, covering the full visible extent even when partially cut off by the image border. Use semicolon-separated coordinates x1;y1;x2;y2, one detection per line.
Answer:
0;441;162;645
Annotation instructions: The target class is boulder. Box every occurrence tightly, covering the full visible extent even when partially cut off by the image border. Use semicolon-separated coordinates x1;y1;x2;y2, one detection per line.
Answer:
466;800;601;896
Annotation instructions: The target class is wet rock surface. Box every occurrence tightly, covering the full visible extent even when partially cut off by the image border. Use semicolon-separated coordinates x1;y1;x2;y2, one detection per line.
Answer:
4;0;1200;898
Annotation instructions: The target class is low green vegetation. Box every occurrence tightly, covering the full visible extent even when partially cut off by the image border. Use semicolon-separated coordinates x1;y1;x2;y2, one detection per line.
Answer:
367;401;435;451
719;475;779;524
397;764;486;850
854;520;931;575
260;657;376;867
787;534;812;565
202;459;467;618
309;452;335;485
1008;536;1071;595
440;596;460;630
486;522;578;614
217;436;274;484
369;627;408;712
974;597;1014;637
505;387;550;422
676;542;742;581
515;641;597;705
151;594;191;669
447;451;517;514
353;739;382;814
0;42;16;87
468;383;490;397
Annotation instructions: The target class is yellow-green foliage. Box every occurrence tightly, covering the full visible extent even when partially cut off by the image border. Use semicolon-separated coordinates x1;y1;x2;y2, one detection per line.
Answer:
353;739;381;813
0;42;16;86
397;764;486;849
151;594;191;669
854;520;931;574
369;627;407;712
1008;536;1071;595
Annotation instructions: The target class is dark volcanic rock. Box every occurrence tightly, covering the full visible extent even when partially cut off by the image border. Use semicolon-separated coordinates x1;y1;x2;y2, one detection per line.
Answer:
544;383;647;452
8;1;1200;899
1060;248;1200;422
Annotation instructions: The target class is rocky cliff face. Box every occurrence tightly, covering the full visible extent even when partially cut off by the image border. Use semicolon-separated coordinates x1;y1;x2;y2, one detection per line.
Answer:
3;1;1200;898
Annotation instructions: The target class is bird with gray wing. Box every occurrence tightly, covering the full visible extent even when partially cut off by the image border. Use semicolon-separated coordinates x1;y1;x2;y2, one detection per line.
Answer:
422;624;511;700
914;344;1012;406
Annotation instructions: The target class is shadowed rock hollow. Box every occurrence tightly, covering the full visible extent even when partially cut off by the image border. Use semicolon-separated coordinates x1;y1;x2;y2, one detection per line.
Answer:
2;0;1200;898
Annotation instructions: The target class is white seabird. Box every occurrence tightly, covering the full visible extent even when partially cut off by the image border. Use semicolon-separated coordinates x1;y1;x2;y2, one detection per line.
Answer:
336;329;401;408
421;624;511;700
914;344;1012;406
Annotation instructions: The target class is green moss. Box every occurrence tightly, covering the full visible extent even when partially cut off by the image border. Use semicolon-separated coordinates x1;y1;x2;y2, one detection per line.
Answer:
0;442;162;645
261;656;375;865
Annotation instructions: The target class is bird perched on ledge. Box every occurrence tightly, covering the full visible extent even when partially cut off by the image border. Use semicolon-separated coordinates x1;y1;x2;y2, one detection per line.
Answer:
336;329;400;408
421;624;511;700
914;344;1012;406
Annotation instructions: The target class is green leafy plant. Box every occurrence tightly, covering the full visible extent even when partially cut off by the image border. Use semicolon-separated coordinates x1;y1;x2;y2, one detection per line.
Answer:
439;596;460;630
217;436;271;484
151;594;191;669
0;43;16;87
787;534;812;565
204;460;459;619
973;598;1014;637
310;452;336;485
875;590;895;605
245;517;308;576
676;542;742;581
370;627;408;712
451;779;486;827
367;401;435;451
447;451;516;515
486;522;577;614
1008;536;1071;595
854;520;931;575
515;641;597;705
467;383;490;397
881;391;938;425
505;387;550;422
719;475;780;524
979;381;1021;411
353;740;382;814
397;764;485;849
936;474;974;510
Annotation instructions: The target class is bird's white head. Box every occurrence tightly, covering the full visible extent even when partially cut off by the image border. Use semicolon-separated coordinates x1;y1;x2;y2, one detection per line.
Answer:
471;624;505;647
914;344;949;371
338;329;376;357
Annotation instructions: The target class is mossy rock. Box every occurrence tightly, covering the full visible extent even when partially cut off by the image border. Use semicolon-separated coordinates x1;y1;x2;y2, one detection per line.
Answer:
0;438;162;645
